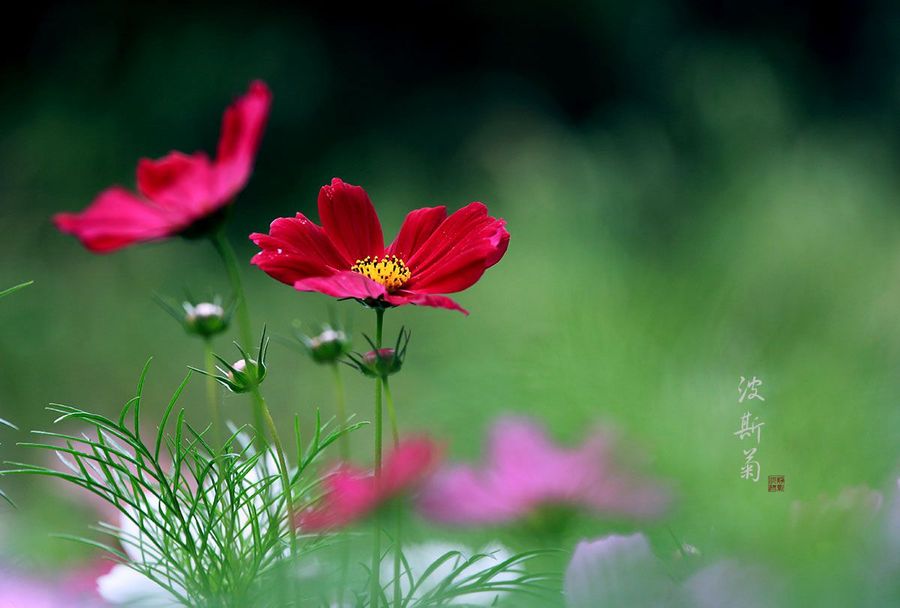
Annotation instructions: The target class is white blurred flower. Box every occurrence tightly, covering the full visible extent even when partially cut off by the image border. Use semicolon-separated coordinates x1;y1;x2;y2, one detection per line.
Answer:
564;534;681;608
97;563;181;607
564;533;779;608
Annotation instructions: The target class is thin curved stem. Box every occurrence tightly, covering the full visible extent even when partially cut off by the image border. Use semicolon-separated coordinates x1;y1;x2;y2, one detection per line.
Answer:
383;378;399;449
392;503;403;608
251;385;298;562
210;230;267;449
374;308;385;472
384;376;401;607
331;356;351;606
331;362;350;461
210;230;253;351
203;338;222;448
371;307;385;608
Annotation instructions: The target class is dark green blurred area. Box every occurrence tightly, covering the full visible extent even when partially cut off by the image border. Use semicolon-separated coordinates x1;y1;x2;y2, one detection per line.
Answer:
1;1;900;604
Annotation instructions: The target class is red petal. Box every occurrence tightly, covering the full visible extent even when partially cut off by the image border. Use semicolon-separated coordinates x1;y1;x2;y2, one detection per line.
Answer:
380;438;441;497
136;151;218;218
293;271;388;301
53;187;177;253
297;467;379;531
249;213;349;285
384;291;469;315
266;213;350;268
317;178;384;264
386;206;447;260
250;241;331;286
214;80;272;200
405;203;509;294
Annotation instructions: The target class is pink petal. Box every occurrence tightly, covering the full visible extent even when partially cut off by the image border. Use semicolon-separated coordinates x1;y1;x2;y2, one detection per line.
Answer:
384;291;469;314
293;270;387;301
299;440;439;532
53;187;178;253
250;213;349;285
317;178;385;263
418;466;521;524
298;467;379;531
214;80;272;200
417;416;670;526
136;151;219;217
380;437;441;497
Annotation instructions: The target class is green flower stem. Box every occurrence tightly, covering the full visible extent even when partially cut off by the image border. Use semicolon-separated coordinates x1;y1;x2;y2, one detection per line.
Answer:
203;338;223;448
392;502;403;608
210;229;253;350
383;378;399;449
331;362;350;461
383;377;400;608
330;360;351;607
374;307;385;471
209;229;267;449
251;385;298;560
209;230;298;567
203;336;230;523
371;307;385;608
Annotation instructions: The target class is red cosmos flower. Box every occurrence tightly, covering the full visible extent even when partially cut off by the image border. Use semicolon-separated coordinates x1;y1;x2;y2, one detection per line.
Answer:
54;81;272;253
297;437;440;532
250;178;509;314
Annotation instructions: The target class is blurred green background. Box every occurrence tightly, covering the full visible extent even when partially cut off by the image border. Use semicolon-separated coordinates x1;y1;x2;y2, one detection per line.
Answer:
1;0;900;604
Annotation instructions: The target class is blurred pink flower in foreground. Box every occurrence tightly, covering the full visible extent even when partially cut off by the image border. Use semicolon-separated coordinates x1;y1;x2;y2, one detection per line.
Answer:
0;565;104;607
417;417;669;525
564;533;780;608
297;438;440;532
54;80;271;253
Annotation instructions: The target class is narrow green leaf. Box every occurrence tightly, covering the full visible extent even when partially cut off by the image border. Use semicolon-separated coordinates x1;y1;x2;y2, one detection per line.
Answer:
0;281;32;299
155;372;192;460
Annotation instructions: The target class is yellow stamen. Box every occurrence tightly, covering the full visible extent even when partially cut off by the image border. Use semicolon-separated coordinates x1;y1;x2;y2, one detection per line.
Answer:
351;255;411;291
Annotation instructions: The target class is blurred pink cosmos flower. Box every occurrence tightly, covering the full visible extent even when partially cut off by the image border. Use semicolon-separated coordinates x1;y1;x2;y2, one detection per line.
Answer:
417;417;669;525
0;565;104;607
54;81;271;252
297;438;440;532
0;573;65;608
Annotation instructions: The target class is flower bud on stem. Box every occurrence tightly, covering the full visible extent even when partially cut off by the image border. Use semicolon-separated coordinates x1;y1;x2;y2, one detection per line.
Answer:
295;322;352;461
210;228;268;450
207;228;299;570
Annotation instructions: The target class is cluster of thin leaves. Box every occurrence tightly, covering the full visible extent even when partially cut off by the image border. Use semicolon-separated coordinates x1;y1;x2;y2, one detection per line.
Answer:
0;278;559;608
1;361;361;607
375;547;557;608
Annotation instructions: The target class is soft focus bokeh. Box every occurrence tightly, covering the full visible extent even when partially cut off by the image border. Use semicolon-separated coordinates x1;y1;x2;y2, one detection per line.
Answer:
2;1;900;604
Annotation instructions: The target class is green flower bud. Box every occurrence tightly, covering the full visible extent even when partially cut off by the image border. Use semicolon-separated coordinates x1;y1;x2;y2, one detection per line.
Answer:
347;327;409;379
183;302;229;338
192;329;270;394
300;325;351;364
221;357;266;393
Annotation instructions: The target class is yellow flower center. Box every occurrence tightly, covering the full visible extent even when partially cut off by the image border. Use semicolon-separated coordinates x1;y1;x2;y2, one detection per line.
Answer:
351;255;411;291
